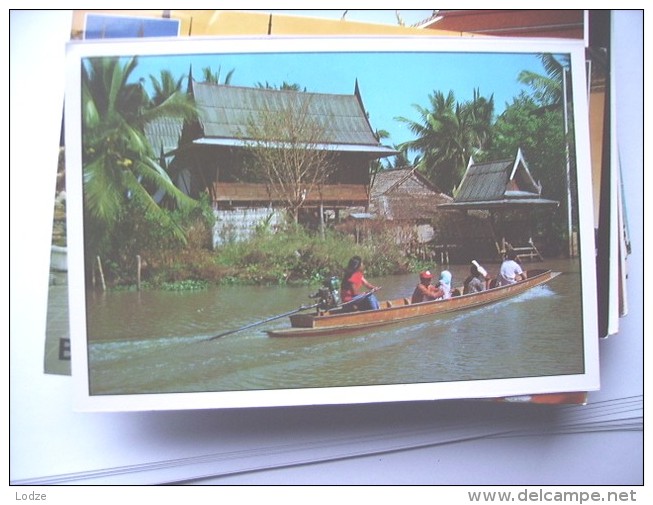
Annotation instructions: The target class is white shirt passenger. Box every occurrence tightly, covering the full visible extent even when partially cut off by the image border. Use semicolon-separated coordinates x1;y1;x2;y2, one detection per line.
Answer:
497;259;523;286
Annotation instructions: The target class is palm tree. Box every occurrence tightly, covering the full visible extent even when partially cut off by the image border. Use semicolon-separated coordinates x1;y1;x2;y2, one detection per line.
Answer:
256;81;307;92
517;54;570;107
82;56;197;264
465;88;495;154
383;145;414;170
148;69;185;106
201;65;235;85
396;90;494;195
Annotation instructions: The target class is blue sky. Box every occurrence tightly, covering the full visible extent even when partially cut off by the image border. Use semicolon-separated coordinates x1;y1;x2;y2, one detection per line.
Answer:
130;49;550;149
83;9;564;150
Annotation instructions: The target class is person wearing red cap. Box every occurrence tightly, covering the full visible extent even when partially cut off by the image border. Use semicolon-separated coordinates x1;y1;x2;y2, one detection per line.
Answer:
411;270;446;303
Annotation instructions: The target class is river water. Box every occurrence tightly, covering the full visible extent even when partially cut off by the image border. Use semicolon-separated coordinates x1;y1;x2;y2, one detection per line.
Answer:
86;258;586;396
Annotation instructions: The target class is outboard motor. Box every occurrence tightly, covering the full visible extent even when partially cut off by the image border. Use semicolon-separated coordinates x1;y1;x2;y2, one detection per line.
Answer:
310;276;342;311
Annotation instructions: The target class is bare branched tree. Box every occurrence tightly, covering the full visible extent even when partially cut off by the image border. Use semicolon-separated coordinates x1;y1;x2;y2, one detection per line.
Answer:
240;95;336;223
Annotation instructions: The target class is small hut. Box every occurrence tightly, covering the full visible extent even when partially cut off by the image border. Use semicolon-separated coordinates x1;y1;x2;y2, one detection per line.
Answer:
438;149;559;261
368;168;453;260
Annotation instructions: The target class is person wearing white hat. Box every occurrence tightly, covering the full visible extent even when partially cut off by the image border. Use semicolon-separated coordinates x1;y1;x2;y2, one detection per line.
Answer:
463;262;488;294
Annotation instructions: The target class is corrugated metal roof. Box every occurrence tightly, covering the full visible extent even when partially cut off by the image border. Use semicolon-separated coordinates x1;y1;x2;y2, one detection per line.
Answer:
192;81;381;146
443;151;559;210
454;151;543;203
454;159;513;202
144;117;184;155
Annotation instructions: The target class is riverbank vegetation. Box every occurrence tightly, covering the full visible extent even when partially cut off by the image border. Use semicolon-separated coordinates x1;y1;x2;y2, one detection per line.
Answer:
78;53;576;291
114;222;419;290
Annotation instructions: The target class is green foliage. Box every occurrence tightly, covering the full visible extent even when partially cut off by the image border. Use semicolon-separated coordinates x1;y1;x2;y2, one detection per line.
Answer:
490;94;567;197
148;69;185;106
90;191;215;287
517;54;570;108
255;81;306;91
81;56;201;284
213;226;409;286
83;52;578;290
158;279;209;291
396;89;495;194
488;92;570;251
202;66;235;85
394;53;574;253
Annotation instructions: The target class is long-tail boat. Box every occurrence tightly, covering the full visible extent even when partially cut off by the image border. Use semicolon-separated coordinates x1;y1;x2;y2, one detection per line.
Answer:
267;269;560;337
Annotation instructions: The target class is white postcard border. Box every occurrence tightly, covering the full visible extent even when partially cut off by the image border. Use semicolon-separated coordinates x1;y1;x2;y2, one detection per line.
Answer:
65;35;599;412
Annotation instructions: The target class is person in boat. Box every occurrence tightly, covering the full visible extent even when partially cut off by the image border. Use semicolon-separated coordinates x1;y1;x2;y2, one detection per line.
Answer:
463;264;487;294
436;270;453;299
412;270;452;303
341;256;380;311
411;270;445;303
497;249;526;286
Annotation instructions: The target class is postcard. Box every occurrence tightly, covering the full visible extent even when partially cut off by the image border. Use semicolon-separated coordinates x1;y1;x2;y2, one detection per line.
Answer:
46;8;440;377
64;35;599;411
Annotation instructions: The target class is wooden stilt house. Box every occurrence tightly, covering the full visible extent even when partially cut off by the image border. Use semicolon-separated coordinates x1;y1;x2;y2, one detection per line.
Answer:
145;78;397;246
438;149;559;261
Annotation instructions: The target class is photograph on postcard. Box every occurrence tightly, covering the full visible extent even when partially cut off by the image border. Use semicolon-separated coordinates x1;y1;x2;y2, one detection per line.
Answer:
64;36;599;410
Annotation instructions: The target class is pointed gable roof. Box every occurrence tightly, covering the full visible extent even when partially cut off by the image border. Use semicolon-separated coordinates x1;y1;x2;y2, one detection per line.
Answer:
439;149;558;210
187;80;397;156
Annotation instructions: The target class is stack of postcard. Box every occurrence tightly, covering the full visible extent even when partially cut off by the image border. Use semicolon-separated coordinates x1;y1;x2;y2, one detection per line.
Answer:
44;9;631;414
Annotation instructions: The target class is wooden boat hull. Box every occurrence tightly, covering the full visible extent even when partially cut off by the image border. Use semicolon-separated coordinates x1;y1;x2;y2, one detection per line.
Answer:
267;269;560;337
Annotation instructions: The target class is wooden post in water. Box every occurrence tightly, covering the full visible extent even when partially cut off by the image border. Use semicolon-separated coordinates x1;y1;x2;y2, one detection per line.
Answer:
319;201;325;240
96;256;106;291
136;255;142;291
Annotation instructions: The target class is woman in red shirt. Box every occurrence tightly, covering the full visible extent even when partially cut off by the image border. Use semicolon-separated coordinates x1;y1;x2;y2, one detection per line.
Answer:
341;256;380;311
